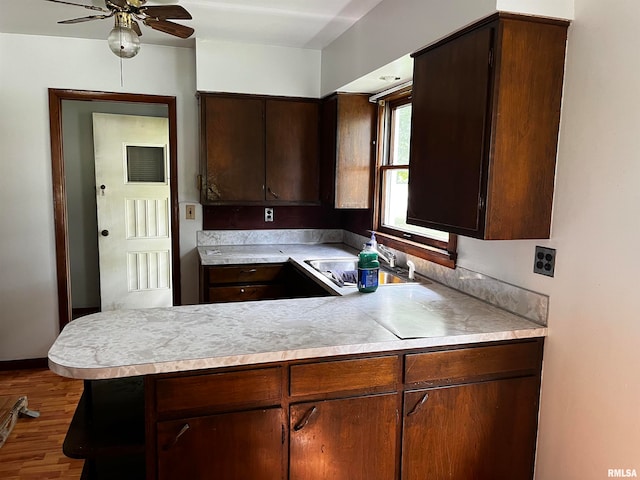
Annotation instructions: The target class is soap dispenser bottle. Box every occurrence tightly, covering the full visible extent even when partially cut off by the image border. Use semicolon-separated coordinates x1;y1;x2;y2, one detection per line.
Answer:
357;241;379;293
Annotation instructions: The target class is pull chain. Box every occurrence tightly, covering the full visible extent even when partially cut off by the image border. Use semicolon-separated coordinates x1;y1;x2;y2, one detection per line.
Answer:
119;38;124;87
119;28;124;87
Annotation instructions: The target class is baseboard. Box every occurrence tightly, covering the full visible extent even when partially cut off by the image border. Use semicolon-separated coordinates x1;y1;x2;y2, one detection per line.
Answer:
0;358;48;371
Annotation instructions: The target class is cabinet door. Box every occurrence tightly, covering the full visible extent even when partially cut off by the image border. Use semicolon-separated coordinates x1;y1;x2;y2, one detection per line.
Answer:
290;394;398;480
407;25;494;236
334;94;376;209
402;377;539;480
157;408;285;480
265;99;319;203
202;95;265;203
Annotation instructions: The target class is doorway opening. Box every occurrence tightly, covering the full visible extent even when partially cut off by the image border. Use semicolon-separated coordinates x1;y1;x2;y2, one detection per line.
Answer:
49;89;181;331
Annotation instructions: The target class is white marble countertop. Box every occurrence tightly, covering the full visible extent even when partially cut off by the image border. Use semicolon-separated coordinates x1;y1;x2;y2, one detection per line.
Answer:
48;242;546;380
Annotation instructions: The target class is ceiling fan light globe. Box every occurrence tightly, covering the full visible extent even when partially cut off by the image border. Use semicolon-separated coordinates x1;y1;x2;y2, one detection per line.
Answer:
107;26;140;58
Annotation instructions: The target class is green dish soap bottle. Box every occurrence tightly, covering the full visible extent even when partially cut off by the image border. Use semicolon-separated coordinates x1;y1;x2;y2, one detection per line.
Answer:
358;236;379;293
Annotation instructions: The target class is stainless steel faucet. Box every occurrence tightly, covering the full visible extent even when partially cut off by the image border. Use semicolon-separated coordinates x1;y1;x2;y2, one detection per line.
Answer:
376;244;396;268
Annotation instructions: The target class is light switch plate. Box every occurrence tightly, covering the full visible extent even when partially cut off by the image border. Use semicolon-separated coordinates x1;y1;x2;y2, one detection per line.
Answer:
185;204;196;220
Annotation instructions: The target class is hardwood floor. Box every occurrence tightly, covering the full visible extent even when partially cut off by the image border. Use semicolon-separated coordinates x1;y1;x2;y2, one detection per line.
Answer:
0;368;84;479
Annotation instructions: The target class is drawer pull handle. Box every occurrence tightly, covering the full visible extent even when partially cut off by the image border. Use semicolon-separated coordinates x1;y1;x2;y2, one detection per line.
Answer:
164;423;190;451
240;269;258;274
407;393;429;417
293;406;317;431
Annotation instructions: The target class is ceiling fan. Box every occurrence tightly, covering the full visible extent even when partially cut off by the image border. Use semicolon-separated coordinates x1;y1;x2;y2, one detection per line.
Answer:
45;0;194;58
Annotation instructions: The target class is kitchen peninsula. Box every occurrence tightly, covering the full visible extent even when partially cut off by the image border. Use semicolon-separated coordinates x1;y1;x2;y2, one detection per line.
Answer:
49;240;547;479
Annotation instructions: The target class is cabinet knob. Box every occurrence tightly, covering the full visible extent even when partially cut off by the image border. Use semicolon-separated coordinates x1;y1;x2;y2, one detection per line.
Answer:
101;230;109;237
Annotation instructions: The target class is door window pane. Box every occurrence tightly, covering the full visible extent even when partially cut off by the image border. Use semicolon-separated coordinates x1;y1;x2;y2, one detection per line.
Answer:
126;145;165;183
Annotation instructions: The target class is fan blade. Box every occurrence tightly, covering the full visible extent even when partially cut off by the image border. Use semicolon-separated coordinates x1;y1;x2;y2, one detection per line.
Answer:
58;14;111;24
144;18;194;38
131;19;142;36
45;0;107;12
142;5;192;20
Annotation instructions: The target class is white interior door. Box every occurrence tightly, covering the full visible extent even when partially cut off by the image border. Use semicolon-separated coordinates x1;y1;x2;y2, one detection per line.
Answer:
93;113;172;311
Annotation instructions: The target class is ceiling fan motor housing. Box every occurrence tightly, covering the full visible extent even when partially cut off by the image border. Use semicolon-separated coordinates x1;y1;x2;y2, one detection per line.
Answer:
114;11;134;28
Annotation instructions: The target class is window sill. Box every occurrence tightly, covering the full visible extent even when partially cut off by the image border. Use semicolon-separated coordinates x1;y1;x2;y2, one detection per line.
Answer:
373;231;457;269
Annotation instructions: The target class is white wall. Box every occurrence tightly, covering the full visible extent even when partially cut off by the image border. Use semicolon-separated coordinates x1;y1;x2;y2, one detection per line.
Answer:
497;0;574;19
321;0;496;96
0;33;200;360
196;39;321;98
321;0;574;96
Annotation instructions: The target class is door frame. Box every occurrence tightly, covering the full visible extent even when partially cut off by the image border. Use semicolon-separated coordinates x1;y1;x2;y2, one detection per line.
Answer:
48;88;181;331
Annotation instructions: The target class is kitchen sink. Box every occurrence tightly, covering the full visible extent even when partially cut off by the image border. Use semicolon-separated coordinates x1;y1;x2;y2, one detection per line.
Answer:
305;258;417;287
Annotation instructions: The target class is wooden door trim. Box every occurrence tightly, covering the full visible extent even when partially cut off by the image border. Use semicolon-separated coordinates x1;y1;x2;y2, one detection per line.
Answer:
48;89;181;332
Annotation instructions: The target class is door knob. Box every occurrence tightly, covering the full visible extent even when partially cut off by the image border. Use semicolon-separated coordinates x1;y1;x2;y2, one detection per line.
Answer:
101;230;109;237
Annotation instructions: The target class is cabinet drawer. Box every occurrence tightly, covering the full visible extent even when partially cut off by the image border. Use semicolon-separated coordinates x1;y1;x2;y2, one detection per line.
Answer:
207;264;286;285
405;341;542;386
208;284;288;303
290;356;400;397
155;367;282;416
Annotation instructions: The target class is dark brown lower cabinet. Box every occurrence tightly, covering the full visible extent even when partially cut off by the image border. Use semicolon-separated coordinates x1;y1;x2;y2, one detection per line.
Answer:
402;376;540;480
130;339;542;479
157;408;285;480
289;394;399;480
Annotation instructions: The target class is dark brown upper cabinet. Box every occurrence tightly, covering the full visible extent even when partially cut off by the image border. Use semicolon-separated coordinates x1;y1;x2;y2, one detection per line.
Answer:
321;93;377;209
407;13;569;239
200;93;320;205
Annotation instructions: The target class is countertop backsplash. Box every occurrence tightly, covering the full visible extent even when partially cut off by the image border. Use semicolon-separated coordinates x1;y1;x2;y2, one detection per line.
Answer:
197;229;343;246
198;229;549;326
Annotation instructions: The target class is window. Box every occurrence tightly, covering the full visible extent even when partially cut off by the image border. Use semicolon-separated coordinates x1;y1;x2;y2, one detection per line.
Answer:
375;88;457;266
126;145;166;183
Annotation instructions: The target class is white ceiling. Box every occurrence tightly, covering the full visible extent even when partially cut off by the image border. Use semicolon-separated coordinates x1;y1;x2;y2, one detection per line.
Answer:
0;0;386;50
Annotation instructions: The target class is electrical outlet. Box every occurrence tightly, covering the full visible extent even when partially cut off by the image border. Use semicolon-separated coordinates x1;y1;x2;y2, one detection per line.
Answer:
185;205;196;220
265;207;274;222
534;246;555;277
